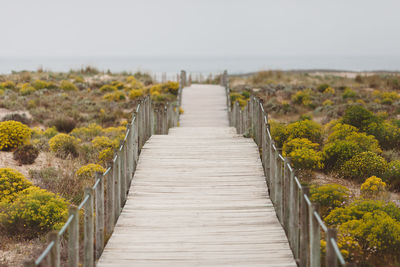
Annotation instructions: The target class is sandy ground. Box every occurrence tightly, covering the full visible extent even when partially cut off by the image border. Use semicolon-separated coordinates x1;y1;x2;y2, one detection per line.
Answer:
0;151;64;181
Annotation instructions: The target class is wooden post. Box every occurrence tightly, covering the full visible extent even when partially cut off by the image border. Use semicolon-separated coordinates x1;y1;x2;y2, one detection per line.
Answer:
106;166;115;235
48;231;60;267
269;141;276;203
68;206;79;267
310;204;321;267
84;188;94;267
95;172;104;260
300;187;310;267
275;149;282;222
283;158;290;232
114;154;121;222
23;260;35;267
326;228;338;267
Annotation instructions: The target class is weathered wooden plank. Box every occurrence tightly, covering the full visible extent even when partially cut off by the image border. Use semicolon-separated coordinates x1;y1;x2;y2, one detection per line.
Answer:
97;85;295;266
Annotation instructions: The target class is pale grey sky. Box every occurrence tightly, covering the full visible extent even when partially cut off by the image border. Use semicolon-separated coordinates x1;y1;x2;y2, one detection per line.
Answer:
1;0;399;58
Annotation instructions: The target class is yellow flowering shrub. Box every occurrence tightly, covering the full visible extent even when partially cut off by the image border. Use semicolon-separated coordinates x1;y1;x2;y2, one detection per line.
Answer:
384;160;400;191
91;136;118;151
71;123;103;140
43;126;59;138
32;79;56;90
99;84;117;92
235;98;248;108
322;99;333;106
19;83;36;96
361;176;387;199
310;184;349;217
282;138;319;156
342;88;356;99
103;91;126;101
179;107;184;114
287;146;324;170
291;89;314;107
269;120;287;148
60;80;78;91
323;86;335;94
98;147;114;163
126;76;144;90
0;168;32;203
129;89;144;100
48;133;78;158
111;81;125;90
75;164;105;180
0;186;68;238
0;80;16;90
0;120;32;151
285;119;323;144
162;81;179;95
150;84;162;95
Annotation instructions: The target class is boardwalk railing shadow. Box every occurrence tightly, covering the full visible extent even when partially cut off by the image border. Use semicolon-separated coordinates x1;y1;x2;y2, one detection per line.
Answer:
224;71;354;267
24;71;187;267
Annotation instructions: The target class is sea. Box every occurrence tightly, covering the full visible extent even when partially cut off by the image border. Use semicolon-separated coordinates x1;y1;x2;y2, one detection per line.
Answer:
1;55;400;80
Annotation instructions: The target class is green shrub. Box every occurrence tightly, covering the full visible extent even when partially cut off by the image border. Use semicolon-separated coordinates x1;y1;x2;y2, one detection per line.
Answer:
60;80;78;91
317;83;330;92
71;123;103;140
366;121;400;150
99;84;117;92
241;91;250;99
310;184;349;217
0;80;16;90
342;105;378;131
49;117;77;133
342;88;356;99
285;119;323;144
230;92;243;103
291;89;314;107
0;187;68;238
0;168;32;203
32;80;56;90
48;133;79;158
75;164;105;180
384;160;400;191
360;176;387;199
327;123;358;142
0;120;32;151
323;140;362;169
19;83;36;96
269;120;287;148
340;152;388;182
13;144;39;165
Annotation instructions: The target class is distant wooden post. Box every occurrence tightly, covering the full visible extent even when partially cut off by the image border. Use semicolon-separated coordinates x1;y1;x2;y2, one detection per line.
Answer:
113;153;121;222
68;206;79;267
106;166;115;235
222;70;228;87
180;70;186;88
300;187;310;267
84;187;94;267
48;231;60;267
326;228;338;267
95;172;105;260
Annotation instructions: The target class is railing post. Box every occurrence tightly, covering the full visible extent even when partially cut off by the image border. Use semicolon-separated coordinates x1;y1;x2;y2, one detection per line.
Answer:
288;169;299;259
283;158;290;232
326;228;338;267
119;147;125;205
310;204;321;267
265;123;271;184
95;172;104;260
269;141;276;203
68;206;79;267
114;154;121;222
84;188;94;267
106;165;115;235
274;149;282;222
48;231;60;267
300;187;310;267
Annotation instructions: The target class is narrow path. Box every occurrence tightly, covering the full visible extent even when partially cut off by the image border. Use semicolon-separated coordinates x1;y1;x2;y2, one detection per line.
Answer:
98;84;296;266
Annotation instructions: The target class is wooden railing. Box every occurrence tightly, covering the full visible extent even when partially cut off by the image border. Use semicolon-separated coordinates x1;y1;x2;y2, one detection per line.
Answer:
223;71;354;267
24;71;186;267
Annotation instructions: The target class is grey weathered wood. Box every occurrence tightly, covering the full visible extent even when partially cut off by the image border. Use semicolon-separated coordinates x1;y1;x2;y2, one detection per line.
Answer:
310;204;321;267
68;206;79;267
300;187;310;267
113;154;121;222
48;231;60;267
95;172;105;260
106;166;115;235
97;84;296;267
326;228;338;267
84;187;94;267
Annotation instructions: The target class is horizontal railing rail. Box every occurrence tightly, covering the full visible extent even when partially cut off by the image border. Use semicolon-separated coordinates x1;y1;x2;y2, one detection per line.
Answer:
24;71;186;267
223;71;353;267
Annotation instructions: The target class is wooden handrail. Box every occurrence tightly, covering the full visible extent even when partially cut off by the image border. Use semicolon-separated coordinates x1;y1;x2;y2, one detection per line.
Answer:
24;73;185;267
224;70;350;267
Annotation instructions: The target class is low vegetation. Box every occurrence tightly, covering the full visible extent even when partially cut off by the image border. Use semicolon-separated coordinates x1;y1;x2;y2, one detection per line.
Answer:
0;68;179;266
230;70;400;266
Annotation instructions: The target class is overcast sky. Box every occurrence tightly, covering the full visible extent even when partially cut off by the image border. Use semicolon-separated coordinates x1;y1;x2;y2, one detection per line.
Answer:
1;0;399;58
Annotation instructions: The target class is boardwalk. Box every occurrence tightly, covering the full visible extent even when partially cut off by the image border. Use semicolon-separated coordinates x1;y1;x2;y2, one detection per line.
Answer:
97;84;296;266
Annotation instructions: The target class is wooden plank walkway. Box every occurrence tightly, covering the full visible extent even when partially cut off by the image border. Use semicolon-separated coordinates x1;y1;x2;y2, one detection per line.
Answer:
97;84;296;266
